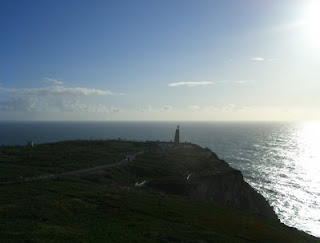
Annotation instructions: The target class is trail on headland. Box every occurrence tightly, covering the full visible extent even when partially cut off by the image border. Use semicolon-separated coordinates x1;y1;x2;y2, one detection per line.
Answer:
0;151;144;185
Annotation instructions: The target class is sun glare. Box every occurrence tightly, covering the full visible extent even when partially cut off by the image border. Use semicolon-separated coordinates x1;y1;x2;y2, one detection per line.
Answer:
297;122;320;172
304;1;320;48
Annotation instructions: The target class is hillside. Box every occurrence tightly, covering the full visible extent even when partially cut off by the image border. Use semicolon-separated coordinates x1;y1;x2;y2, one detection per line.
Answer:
0;140;318;242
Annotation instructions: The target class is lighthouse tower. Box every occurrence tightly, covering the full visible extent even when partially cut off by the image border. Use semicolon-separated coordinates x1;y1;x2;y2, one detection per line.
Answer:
174;125;180;145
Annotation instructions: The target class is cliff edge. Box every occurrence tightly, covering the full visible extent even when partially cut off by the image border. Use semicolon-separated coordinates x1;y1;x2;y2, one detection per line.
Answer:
145;143;277;220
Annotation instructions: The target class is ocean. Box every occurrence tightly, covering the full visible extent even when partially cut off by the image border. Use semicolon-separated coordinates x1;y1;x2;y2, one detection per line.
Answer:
0;121;319;237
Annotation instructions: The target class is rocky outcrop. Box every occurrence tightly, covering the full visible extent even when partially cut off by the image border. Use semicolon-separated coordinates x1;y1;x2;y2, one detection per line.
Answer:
188;168;278;220
148;144;278;220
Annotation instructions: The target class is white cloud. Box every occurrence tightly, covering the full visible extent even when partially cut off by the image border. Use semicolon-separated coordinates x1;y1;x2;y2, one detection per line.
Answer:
0;84;124;113
83;104;120;113
2;85;124;97
251;57;265;61
168;81;214;87
44;77;64;85
233;80;248;84
251;57;276;62
168;80;254;87
0;95;121;114
140;105;152;112
0;96;38;111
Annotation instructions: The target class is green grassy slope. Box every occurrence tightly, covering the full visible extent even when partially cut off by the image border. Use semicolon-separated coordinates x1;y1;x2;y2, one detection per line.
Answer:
0;140;149;182
0;141;318;242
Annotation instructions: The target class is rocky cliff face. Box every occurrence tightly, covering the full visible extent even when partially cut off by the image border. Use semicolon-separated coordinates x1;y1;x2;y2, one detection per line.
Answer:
148;144;278;220
188;168;277;220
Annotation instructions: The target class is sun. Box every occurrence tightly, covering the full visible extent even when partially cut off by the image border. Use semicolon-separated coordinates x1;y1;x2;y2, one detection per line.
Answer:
304;1;320;47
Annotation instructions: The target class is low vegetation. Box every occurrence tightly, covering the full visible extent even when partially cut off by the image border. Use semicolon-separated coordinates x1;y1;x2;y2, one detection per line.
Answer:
0;140;317;242
0;140;148;182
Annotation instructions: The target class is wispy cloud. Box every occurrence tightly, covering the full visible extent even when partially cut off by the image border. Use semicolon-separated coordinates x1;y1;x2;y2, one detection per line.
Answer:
168;80;253;87
233;80;249;84
251;57;265;61
168;81;214;87
140;105;152;112
250;57;276;62
0;84;124;113
2;86;124;97
44;77;64;85
49;101;119;113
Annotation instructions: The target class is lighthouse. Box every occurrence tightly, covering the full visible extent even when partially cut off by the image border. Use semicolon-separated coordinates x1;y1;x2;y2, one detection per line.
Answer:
174;125;180;145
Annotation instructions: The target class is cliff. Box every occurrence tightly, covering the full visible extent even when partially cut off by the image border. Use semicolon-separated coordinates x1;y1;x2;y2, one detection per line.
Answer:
188;168;277;219
146;143;278;220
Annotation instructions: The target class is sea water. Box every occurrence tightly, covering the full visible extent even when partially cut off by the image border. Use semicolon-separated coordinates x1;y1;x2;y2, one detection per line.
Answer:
0;121;319;237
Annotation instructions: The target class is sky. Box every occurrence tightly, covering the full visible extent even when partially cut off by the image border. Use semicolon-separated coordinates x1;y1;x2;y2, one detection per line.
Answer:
1;0;319;121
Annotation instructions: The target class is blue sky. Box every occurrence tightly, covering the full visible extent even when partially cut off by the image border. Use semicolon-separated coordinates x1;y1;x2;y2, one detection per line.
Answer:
1;0;319;121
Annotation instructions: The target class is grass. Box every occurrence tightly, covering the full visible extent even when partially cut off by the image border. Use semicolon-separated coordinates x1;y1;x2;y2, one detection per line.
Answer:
0;140;150;181
0;140;318;242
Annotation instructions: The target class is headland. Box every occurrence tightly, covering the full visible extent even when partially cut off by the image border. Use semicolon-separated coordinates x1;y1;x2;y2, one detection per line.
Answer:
0;140;318;242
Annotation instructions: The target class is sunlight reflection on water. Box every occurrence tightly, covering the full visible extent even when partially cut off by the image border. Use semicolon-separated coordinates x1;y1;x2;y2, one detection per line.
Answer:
239;122;320;237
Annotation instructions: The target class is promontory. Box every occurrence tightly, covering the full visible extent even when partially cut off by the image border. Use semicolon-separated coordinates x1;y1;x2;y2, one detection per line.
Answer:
0;140;318;242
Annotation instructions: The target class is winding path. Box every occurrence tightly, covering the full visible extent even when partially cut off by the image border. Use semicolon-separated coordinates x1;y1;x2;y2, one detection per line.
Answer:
0;151;144;185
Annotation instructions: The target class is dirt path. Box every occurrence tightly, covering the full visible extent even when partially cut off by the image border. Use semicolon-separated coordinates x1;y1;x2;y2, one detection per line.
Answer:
0;151;144;185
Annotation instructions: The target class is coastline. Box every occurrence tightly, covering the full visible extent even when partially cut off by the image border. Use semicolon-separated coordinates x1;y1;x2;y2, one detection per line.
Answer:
0;139;318;241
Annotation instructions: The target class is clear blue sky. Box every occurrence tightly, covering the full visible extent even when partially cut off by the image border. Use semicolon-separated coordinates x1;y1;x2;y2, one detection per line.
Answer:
1;0;319;121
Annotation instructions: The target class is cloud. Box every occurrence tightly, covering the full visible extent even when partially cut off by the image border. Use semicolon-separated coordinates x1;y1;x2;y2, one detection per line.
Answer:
44;77;64;85
168;80;254;87
2;85;124;97
140;105;152;112
0;84;124;113
251;57;265;61
168;81;214;87
233;80;249;84
161;105;173;112
0;96;120;114
82;104;120;113
0;96;38;111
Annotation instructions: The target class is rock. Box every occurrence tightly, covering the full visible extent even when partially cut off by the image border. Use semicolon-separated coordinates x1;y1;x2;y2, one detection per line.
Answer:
148;144;278;220
188;168;278;220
